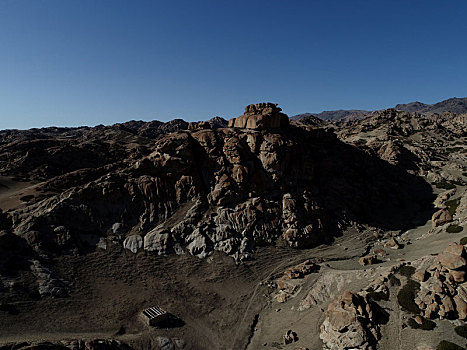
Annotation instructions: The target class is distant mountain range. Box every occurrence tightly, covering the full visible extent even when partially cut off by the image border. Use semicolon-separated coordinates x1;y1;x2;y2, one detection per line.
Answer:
395;97;467;114
292;97;467;121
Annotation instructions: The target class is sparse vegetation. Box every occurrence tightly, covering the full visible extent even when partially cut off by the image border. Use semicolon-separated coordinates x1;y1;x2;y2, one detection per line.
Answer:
447;225;464;233
435;181;456;190
446;198;460;216
355;138;367;146
436;340;465;350
367;287;389;301
389;274;401;287
20;194;35;202
407;317;436;330
395;265;415;278
455;324;467;339
446;147;463;153
397;279;421;314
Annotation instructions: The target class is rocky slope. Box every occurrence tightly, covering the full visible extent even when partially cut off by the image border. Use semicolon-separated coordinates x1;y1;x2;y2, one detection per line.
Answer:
0;102;466;349
395;97;467;115
0;104;431;265
292;96;467;122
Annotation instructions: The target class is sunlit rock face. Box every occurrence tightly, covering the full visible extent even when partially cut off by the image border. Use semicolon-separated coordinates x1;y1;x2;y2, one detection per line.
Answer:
228;103;290;130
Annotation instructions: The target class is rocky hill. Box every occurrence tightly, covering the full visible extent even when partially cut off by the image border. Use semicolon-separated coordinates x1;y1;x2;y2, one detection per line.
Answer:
395;97;467;115
291;110;371;122
0;103;466;350
292;96;467;122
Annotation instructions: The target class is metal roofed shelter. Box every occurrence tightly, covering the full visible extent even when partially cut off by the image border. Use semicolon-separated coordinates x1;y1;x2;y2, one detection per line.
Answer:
140;306;170;327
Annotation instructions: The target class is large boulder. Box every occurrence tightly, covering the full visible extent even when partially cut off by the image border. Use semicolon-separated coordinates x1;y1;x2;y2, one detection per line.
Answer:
437;243;467;270
228;103;289;130
123;235;143;254
320;291;381;350
432;208;452;227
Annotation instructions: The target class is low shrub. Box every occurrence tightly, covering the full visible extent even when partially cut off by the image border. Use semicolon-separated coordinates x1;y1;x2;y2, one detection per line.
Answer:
395;265;416;278
397;279;421;314
447;225;463;233
460;237;467;245
367;287;389;301
435;181;456;190
436;340;465;350
20;194;34;202
389;274;401;287
446;198;460;216
407;317;436;330
455;324;467;339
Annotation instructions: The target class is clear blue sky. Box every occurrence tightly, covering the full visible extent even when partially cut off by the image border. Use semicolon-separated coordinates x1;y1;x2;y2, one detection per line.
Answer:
1;0;467;129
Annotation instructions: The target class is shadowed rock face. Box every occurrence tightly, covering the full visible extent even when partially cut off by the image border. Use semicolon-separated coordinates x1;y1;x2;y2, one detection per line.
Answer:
4;114;433;261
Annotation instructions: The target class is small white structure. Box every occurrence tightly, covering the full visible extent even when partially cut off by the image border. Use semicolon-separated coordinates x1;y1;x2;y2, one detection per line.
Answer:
140;306;169;327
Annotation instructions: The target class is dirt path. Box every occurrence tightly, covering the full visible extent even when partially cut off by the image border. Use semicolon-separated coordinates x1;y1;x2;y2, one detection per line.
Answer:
232;251;312;349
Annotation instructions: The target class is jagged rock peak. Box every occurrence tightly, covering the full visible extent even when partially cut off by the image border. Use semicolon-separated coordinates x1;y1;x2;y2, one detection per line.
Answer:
228;102;290;130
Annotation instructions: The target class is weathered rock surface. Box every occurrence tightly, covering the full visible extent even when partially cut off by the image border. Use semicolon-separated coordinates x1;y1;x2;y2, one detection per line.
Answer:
414;243;467;320
228;103;289;130
2;104;431;265
432;209;453;228
320;291;382;350
275;260;319;302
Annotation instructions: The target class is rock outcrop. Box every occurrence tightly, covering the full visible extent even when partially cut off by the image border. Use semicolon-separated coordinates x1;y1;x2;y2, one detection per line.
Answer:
414;243;467;320
432;208;453;228
228;103;289;130
320;291;382;350
275;260;319;302
8;120;430;263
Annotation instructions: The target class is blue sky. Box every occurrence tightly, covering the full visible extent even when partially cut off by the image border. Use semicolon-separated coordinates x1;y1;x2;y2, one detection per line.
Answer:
1;0;466;129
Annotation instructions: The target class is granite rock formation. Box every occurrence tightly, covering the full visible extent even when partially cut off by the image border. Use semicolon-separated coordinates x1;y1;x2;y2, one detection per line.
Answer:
320;291;383;350
228;103;289;130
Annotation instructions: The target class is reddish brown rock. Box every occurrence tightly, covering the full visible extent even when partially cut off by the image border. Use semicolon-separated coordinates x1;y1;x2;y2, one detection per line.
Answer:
384;237;401;249
454;295;467;319
229;103;289;130
432;208;453;227
276;293;288;303
413;269;429;282
188;121;210;130
283;260;319;279
450;270;466;283
320;291;381;350
437;243;467;270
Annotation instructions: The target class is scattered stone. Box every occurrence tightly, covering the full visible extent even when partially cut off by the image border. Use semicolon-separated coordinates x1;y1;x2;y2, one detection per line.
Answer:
414;243;467;320
359;255;378;266
276;293;288;303
384;237;401;249
284;260;319;279
373;248;388;256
